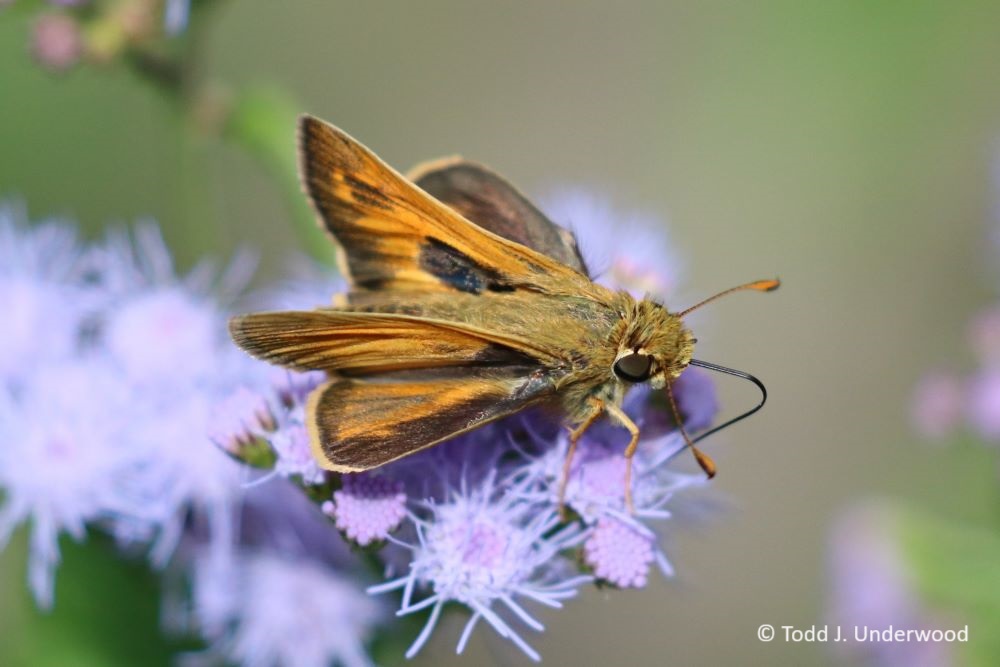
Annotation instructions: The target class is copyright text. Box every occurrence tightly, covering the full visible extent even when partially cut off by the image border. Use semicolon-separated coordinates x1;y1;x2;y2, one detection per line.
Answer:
756;624;968;643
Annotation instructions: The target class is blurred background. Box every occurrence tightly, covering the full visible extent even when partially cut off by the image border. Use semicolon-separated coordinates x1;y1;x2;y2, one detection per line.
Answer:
4;1;1000;665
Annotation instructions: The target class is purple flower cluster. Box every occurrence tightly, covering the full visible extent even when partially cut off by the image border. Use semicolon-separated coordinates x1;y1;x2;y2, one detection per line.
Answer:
910;159;1000;445
826;504;955;667
539;188;684;300
0;193;720;663
0;205;381;665
325;474;407;547
911;209;1000;443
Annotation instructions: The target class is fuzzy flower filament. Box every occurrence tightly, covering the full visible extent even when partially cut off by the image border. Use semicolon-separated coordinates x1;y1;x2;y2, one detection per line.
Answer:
370;473;590;662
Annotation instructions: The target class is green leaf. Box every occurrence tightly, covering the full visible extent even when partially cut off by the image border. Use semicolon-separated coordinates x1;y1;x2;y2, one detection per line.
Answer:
0;529;199;667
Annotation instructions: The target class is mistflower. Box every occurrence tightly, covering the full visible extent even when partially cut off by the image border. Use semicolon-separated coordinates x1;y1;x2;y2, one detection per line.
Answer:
208;386;277;453
967;369;1000;439
514;410;704;593
527;418;705;527
0;204;95;384
191;551;383;667
104;285;221;381
916;348;1000;444
96;223;254;324
0;360;136;608
371;472;591;662
827;504;954;667
114;376;252;566
538;188;683;298
584;517;655;588
89;224;264;565
270;410;326;485
31;13;82;72
268;366;325;407
912;194;1000;445
323;473;407;546
258;256;348;311
911;371;964;440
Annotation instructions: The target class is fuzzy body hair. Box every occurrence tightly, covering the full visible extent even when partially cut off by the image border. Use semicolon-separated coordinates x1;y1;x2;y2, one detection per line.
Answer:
556;292;694;424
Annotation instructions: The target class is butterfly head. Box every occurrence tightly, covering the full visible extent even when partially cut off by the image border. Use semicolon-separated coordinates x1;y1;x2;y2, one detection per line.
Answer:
610;279;778;481
613;300;695;388
612;278;780;390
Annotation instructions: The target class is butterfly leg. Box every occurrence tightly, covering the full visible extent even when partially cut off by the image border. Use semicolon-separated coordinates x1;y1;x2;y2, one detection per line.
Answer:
559;398;605;519
604;402;641;514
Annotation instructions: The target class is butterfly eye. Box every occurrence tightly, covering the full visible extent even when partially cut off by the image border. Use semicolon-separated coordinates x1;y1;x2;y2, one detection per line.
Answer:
613;353;653;382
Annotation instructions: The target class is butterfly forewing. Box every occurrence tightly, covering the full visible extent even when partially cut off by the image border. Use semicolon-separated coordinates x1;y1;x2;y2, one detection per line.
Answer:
228;309;562;375
298;116;601;300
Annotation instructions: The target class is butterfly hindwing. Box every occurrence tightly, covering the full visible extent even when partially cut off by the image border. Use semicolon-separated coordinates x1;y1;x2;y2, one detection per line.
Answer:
307;373;555;471
408;157;589;275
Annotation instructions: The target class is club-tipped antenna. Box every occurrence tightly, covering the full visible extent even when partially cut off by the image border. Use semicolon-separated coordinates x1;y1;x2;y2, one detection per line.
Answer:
678;278;780;318
666;378;717;479
688;358;767;445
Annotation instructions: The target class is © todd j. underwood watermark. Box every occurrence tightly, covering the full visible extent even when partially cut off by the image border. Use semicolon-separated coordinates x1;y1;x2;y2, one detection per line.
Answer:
757;624;969;643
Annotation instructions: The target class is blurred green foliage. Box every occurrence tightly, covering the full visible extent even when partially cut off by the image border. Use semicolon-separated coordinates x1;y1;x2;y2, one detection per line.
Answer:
902;505;1000;667
0;530;197;666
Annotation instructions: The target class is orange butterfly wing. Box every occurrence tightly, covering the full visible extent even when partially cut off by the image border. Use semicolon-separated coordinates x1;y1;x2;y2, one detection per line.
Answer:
307;374;554;471
299;115;600;300
228;309;562;376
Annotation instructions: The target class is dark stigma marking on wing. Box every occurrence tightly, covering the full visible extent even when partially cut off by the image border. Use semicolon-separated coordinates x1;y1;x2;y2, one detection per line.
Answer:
419;237;516;294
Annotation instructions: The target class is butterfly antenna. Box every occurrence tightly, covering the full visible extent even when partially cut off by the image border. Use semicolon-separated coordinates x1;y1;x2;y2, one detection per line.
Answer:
666;379;717;479
687;358;768;446
678;278;780;318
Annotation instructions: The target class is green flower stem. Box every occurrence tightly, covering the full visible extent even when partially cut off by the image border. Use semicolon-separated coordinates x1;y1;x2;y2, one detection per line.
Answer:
222;86;335;264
